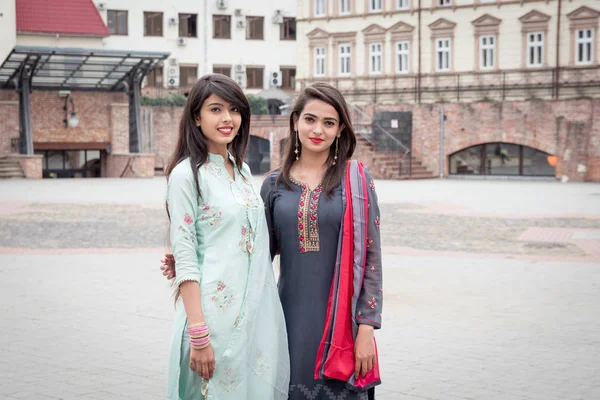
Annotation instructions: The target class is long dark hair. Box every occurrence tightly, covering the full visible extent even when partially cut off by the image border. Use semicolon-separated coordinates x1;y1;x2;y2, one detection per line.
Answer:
165;74;250;305
278;82;357;196
165;74;251;194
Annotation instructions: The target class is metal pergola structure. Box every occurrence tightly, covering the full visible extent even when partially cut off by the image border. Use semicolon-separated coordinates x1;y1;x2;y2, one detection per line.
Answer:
0;46;170;155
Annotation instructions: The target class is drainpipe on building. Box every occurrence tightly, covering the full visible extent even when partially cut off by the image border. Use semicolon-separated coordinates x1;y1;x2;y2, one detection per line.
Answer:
439;106;445;178
417;0;422;103
554;0;562;99
204;0;209;75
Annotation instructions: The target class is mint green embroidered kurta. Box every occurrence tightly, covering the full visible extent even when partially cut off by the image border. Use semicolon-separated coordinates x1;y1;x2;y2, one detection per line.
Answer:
166;154;290;400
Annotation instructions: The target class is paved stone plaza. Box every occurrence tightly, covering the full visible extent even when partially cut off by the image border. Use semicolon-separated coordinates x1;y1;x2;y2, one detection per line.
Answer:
1;177;599;400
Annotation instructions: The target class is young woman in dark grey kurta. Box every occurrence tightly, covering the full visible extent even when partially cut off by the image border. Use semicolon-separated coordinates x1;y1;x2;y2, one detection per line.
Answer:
261;171;375;400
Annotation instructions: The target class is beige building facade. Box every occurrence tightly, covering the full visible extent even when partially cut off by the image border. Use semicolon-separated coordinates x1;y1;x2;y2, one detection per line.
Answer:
296;0;600;103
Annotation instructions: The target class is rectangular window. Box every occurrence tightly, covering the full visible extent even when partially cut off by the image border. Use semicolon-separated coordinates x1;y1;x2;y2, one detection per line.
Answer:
369;0;383;12
480;35;495;70
144;12;163;36
246;16;264;40
397;0;409;9
339;43;352;75
315;47;326;77
369;42;383;74
146;67;163;87
436;38;451;72
213;65;231;77
213;15;231;39
339;0;351;14
179;66;197;87
576;29;593;65
246;67;264;89
314;0;326;16
527;32;544;67
178;14;197;37
281;68;296;89
280;17;296;40
107;10;128;35
396;41;409;73
439;0;451;6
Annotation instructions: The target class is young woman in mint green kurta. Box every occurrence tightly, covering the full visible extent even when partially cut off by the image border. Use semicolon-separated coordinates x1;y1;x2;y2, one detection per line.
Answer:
165;75;289;400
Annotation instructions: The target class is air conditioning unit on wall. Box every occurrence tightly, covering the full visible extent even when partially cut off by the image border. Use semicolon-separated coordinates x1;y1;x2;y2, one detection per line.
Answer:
167;58;179;88
236;20;246;29
96;2;106;11
217;0;228;10
177;37;187;46
273;10;284;24
270;71;282;87
167;77;180;88
169;17;178;26
234;64;246;89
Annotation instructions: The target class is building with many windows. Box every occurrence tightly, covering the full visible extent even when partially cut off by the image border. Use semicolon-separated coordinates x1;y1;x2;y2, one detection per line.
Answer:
0;0;297;179
295;0;600;181
96;0;297;95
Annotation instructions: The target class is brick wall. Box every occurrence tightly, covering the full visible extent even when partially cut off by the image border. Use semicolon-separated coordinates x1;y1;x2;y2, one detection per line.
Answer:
360;99;600;182
0;90;127;151
0;99;18;153
147;109;291;172
105;154;155;178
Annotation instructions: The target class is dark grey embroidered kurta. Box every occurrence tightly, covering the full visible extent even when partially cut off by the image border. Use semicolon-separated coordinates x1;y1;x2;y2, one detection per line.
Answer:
260;169;383;400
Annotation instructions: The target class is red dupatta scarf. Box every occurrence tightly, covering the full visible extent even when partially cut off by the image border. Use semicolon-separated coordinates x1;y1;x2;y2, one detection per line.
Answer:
314;160;381;392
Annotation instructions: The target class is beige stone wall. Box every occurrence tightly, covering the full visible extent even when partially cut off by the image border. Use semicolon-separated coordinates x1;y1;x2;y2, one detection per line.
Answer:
296;0;600;99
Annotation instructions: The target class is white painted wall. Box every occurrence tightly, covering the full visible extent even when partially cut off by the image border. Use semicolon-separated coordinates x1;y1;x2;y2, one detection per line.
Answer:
297;0;599;80
0;0;17;66
95;0;297;91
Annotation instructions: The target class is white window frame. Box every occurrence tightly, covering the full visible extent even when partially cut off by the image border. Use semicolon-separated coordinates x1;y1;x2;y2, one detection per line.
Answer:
396;41;409;74
314;0;326;17
576;28;594;65
439;0;451;6
436;38;451;72
339;0;351;15
369;0;383;12
315;47;327;77
339;43;352;75
527;32;544;67
479;35;496;70
369;42;383;75
397;0;410;10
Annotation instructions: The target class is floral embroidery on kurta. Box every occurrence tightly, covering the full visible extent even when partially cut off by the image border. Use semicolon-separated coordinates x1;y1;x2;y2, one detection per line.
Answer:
218;367;239;392
255;351;269;376
368;297;377;309
211;281;234;310
370;180;375;191
239;225;254;254
200;204;223;226
293;178;322;253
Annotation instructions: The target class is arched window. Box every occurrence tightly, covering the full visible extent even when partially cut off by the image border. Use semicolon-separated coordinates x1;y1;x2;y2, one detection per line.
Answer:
449;143;555;177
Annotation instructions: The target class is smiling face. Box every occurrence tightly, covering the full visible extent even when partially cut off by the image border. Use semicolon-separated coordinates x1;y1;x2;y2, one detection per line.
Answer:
195;94;242;154
293;99;344;158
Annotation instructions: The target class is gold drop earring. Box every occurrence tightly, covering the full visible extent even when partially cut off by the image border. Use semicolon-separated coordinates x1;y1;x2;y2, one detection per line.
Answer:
333;136;339;165
294;129;299;161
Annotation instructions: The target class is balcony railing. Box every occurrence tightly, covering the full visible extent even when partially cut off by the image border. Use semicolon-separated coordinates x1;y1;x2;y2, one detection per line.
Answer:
298;66;600;103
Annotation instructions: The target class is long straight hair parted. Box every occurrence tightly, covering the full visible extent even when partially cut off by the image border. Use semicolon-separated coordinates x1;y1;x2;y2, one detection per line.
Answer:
165;74;250;305
278;82;357;196
165;74;251;194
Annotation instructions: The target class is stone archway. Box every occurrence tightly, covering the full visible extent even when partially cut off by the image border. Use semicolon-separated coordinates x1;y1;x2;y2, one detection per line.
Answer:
449;142;556;177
